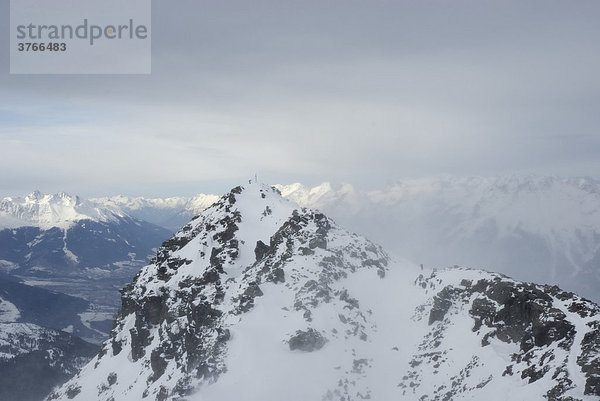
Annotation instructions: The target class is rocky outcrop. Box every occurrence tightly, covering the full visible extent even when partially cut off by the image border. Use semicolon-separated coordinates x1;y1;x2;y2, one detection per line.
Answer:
288;328;328;352
407;268;600;400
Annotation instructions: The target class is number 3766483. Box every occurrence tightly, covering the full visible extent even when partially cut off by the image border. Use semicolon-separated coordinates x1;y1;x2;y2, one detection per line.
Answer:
17;43;67;51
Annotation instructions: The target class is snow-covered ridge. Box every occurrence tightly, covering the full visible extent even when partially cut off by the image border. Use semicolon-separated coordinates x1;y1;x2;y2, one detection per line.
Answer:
0;191;126;230
48;183;393;400
47;183;600;401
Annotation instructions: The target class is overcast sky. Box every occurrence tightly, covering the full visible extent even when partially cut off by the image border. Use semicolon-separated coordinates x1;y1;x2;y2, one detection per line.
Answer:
1;0;600;197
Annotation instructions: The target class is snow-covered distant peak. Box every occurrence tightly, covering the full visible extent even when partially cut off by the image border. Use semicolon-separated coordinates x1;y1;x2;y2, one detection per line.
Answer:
92;193;220;216
274;182;358;210
0;191;126;230
93;195;189;211
274;176;600;237
187;193;221;214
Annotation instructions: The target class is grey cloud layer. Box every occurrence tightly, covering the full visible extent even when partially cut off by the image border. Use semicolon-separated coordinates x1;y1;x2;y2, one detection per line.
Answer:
1;0;599;196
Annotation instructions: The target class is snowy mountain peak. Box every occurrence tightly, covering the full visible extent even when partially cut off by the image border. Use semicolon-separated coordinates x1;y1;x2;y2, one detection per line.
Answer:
47;184;391;400
24;190;80;205
0;191;126;230
24;189;44;202
48;183;600;401
274;181;359;211
141;182;301;283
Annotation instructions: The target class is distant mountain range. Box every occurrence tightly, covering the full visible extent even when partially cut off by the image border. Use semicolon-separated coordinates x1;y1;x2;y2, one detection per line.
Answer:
0;191;171;277
0;192;174;399
0;191;124;230
91;193;219;232
88;176;600;303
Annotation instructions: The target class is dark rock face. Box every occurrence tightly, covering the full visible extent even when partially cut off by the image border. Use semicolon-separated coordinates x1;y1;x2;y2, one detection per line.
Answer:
111;269;228;395
288;328;328;352
64;386;81;399
236;282;264;313
95;190;246;400
427;287;455;325
579;322;600;396
468;280;575;352
254;240;270;261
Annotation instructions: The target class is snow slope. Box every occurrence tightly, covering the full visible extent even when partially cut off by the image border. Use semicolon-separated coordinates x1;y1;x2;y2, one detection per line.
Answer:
48;183;600;401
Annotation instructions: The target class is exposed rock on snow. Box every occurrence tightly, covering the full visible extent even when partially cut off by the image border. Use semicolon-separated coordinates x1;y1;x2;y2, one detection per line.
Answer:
288;328;328;352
